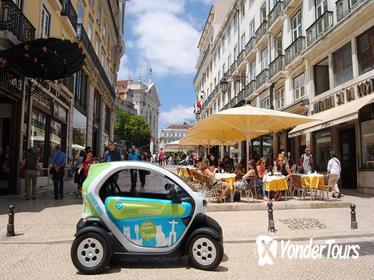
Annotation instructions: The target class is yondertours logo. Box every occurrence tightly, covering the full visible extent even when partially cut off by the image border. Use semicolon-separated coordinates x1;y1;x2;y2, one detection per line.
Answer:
256;235;360;266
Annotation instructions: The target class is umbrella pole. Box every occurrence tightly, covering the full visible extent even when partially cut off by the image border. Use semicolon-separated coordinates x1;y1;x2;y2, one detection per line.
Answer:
246;137;250;168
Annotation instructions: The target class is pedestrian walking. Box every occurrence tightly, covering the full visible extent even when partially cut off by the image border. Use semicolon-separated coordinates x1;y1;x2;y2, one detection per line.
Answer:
74;150;86;196
104;141;121;162
80;149;96;188
327;151;342;198
128;146;140;192
301;147;313;174
158;148;165;165
138;148;149;191
50;145;66;200
23;148;39;200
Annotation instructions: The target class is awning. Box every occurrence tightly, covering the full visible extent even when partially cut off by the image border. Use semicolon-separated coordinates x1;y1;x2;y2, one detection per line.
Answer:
289;94;374;137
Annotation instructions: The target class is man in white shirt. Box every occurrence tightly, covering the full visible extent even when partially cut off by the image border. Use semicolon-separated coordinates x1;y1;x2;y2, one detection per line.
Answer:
327;151;342;198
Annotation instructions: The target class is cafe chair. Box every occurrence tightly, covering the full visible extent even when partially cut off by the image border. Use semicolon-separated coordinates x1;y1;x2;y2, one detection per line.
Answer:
291;174;304;199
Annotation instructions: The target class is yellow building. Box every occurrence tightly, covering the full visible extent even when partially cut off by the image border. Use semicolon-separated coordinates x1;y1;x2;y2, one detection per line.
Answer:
0;0;126;194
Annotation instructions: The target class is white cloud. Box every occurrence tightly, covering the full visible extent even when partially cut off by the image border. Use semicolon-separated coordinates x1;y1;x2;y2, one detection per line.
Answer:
120;0;201;77
160;105;195;126
117;55;133;80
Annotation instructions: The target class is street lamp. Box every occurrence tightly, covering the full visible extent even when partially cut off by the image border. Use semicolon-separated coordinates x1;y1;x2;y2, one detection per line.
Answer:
220;74;247;94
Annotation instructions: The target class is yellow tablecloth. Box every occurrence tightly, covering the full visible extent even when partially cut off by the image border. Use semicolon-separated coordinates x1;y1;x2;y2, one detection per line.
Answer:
301;175;324;189
264;177;288;191
219;177;236;190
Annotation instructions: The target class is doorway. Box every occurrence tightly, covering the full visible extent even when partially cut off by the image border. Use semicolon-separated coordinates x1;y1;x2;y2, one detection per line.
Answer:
340;128;357;189
0;104;13;192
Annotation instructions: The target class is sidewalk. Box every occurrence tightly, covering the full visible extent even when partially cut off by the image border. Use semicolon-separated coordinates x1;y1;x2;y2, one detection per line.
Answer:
0;176;373;244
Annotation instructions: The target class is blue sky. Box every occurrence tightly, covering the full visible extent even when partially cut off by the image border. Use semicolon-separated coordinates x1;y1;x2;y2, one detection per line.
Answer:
117;0;215;130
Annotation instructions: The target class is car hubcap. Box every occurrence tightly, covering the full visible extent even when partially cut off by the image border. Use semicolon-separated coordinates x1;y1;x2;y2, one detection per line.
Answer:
77;238;104;268
192;237;216;266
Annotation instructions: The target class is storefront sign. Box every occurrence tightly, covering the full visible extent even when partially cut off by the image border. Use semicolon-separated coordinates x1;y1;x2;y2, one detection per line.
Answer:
33;91;52;111
313;77;374;114
0;71;23;93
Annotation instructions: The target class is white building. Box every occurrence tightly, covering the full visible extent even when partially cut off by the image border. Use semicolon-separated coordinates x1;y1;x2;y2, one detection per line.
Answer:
159;124;194;149
194;0;374;194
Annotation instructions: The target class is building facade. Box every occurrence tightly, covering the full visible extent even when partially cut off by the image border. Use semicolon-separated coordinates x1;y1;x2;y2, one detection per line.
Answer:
159;124;194;149
0;0;126;194
116;80;137;115
194;0;374;193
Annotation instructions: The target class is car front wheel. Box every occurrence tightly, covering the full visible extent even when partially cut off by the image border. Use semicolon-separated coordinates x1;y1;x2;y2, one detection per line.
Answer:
188;234;223;270
71;232;110;274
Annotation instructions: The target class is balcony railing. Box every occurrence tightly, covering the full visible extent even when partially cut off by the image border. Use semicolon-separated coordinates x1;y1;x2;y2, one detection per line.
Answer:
283;0;292;9
255;21;268;43
268;1;284;28
256;69;269;89
269;55;284;78
237;89;244;104
60;0;77;31
237;50;245;65
285;36;305;65
306;11;334;46
230;96;237;108
0;0;35;42
61;75;74;92
230;60;237;74
336;0;365;22
244;80;256;99
77;24;116;99
245;36;256;56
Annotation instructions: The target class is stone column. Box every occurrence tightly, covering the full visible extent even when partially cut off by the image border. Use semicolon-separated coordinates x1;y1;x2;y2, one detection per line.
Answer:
86;82;95;148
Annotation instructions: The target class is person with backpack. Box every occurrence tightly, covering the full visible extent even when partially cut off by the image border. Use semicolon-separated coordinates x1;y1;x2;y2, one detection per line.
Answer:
23;148;39;200
327;151;342;198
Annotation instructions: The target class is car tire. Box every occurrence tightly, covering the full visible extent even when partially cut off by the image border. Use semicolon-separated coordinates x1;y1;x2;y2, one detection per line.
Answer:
71;232;110;274
188;234;223;270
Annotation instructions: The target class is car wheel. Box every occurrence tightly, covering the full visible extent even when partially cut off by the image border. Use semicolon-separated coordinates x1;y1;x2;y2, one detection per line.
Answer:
188;234;223;270
71;232;110;274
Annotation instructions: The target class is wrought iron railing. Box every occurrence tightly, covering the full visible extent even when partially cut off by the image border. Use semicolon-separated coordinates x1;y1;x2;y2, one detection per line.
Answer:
230;60;237;74
245;36;256;56
237;89;244;104
255;21;268;43
230;96;237;108
77;23;116;99
283;0;292;9
285;36;305;65
268;1;284;27
336;0;366;22
256;69;269;89
269;55;284;78
245;80;256;98
0;0;35;42
61;75;74;92
60;0;78;31
306;11;334;46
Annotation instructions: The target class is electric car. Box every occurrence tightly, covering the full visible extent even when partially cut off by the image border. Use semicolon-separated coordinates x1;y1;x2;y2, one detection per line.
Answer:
71;161;224;274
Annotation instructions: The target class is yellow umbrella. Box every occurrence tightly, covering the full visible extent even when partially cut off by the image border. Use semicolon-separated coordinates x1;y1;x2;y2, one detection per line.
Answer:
180;127;246;146
195;105;318;161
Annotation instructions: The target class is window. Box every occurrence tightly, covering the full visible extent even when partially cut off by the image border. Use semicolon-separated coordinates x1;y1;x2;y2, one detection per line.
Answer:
249;60;256;81
315;0;328;18
95;36;100;55
275;88;284;109
73;108;87;147
87;16;93;41
105;105;111;132
31;110;47;164
40;6;50;38
241;1;246;18
260;4;266;22
228;55;232;67
357;26;374;75
222;35;226;53
234;45;238;59
274;34;282;57
77;1;84;24
293;73;305;101
314;130;332;171
93;90;101;123
260;47;268;70
314;57;330;96
260;96;271;109
222;63;226;74
241;33;246;50
360;104;374;168
74;70;88;109
233;13;238;31
333;42;353;86
291;10;302;42
249;19;255;38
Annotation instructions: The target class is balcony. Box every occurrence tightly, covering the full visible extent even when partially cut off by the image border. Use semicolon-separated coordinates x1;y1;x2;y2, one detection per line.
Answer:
306;11;334;46
269;55;285;79
268;1;284;31
255;21;268;46
61;75;74;92
336;0;367;22
285;36;305;65
283;0;302;15
60;0;77;31
237;89;245;104
256;69;269;89
77;24;116;99
237;50;245;66
245;36;256;58
0;0;35;43
230;96;237;108
244;80;256;99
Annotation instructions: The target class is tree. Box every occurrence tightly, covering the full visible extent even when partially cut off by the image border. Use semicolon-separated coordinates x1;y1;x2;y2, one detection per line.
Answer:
114;109;151;150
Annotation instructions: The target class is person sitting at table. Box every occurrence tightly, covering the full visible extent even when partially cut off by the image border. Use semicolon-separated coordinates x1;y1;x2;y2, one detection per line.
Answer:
256;157;268;200
274;154;293;201
235;162;246;180
290;158;304;174
200;159;218;177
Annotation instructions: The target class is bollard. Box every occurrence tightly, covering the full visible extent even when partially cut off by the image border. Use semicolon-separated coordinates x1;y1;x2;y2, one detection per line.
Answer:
267;201;276;233
7;205;15;237
350;204;358;230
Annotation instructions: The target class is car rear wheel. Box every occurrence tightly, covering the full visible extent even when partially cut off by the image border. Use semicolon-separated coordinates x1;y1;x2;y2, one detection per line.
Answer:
188;234;223;270
71;232;110;274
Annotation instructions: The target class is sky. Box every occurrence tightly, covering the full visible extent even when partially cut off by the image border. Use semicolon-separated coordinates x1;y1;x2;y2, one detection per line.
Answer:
117;0;216;130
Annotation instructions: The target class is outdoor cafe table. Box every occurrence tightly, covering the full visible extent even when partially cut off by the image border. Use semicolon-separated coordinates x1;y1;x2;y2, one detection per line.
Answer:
300;173;324;189
263;175;288;192
214;173;236;190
